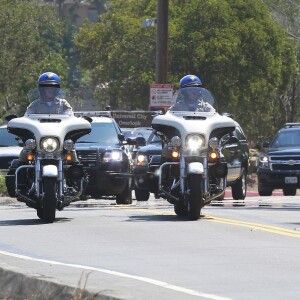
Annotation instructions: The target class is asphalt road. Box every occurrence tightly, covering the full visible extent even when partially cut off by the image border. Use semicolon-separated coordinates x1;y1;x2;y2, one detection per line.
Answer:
0;194;300;300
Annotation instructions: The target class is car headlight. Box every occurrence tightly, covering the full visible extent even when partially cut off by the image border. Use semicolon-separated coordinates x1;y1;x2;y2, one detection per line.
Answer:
103;150;123;162
186;134;205;151
259;154;270;169
136;154;148;166
41;137;59;153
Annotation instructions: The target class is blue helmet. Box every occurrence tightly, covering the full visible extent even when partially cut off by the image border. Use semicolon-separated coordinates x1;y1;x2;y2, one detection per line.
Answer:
179;75;202;89
38;72;61;88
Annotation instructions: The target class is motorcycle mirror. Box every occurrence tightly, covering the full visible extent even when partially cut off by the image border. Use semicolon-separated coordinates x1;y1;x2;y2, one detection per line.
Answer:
5;114;18;122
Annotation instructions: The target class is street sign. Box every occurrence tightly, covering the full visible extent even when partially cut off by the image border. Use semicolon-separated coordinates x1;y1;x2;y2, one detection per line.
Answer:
111;111;154;128
149;84;174;108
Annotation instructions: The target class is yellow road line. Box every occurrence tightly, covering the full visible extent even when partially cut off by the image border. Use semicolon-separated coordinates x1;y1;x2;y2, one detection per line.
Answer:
116;206;300;238
204;215;300;238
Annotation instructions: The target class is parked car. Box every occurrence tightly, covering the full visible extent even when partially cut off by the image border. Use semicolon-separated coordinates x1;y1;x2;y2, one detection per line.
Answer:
147;121;249;201
0;125;22;174
133;131;163;201
258;122;300;196
74;112;132;204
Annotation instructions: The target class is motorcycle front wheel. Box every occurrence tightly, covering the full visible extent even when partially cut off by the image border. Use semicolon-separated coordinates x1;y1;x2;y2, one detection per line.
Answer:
187;174;204;221
42;177;57;223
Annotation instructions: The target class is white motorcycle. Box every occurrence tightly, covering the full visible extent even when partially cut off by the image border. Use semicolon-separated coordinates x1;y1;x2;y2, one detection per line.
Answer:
5;88;91;223
151;86;249;220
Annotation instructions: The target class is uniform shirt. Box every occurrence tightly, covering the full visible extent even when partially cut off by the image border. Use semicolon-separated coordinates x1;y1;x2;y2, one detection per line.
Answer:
26;98;73;115
169;99;215;112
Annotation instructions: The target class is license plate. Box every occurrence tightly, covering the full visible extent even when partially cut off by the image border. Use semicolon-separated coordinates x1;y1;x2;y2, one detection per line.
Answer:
285;177;298;184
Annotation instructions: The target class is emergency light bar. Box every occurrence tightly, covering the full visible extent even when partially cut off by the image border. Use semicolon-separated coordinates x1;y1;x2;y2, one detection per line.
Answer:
74;111;112;118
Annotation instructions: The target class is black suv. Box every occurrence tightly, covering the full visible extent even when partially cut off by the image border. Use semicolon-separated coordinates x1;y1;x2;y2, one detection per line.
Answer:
258;123;300;196
74;112;132;204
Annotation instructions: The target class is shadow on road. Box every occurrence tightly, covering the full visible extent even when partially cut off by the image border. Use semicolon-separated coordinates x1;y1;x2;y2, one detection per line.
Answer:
127;214;206;222
0;217;72;226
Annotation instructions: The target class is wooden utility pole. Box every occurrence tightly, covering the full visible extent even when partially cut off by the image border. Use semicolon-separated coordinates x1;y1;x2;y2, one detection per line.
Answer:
155;0;169;84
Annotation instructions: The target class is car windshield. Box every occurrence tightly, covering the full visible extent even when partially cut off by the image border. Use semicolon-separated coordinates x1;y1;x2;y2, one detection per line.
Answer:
76;122;120;145
270;130;300;149
147;132;162;144
122;128;152;141
0;127;19;147
169;87;217;112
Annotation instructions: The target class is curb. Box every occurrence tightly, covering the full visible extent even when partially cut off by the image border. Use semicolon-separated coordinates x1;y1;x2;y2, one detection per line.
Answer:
0;267;122;300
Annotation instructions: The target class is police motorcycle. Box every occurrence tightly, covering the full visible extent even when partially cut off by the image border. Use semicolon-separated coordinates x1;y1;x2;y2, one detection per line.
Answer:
151;86;242;220
5;87;91;223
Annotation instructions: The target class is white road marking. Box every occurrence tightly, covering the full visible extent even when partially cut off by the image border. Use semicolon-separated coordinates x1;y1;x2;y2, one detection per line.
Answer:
0;249;231;300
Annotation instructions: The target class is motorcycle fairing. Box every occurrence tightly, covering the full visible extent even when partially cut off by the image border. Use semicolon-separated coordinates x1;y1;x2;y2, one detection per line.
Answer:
7;114;91;150
43;165;58;177
152;112;236;148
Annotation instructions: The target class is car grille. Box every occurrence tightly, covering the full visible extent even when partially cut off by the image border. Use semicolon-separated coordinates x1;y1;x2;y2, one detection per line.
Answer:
270;155;300;172
76;150;102;166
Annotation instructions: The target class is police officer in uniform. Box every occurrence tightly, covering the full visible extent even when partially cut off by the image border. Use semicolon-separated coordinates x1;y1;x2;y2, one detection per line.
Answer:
26;72;72;115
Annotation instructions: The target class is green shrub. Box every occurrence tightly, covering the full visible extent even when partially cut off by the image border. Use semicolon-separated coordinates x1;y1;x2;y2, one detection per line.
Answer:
0;172;7;196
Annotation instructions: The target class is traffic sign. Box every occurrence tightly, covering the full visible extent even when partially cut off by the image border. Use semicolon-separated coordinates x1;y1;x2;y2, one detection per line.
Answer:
149;84;174;108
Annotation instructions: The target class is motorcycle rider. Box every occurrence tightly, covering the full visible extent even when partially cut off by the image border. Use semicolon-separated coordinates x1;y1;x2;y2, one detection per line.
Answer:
26;72;73;115
19;72;73;162
169;74;215;112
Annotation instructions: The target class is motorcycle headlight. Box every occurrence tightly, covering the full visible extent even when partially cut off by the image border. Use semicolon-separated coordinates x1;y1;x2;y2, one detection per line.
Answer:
170;136;181;147
186;134;205;151
208;137;219;149
25;139;36;150
259;154;269;169
136;154;148;166
41;137;59;153
63;139;74;151
103;150;123;162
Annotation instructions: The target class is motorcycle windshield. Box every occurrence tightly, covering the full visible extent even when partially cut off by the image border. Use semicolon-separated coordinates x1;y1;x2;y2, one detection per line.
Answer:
169;87;217;112
26;87;71;115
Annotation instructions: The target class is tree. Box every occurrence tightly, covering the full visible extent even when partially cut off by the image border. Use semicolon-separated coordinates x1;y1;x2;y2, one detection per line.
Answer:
74;0;297;144
75;0;157;109
0;0;68;118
